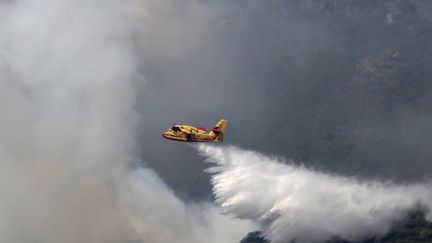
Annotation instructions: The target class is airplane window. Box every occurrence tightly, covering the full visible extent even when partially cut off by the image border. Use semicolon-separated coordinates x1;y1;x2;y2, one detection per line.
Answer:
172;126;181;131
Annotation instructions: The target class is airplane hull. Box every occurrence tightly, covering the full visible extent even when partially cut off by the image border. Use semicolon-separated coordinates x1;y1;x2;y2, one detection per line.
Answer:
162;119;227;143
162;133;187;141
162;133;219;142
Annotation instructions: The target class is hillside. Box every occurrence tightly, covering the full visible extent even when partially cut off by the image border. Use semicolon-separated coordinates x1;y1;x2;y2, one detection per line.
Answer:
240;210;432;243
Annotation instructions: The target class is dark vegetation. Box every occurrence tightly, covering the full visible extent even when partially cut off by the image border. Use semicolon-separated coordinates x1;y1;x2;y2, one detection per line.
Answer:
381;210;432;243
239;231;269;243
240;210;432;243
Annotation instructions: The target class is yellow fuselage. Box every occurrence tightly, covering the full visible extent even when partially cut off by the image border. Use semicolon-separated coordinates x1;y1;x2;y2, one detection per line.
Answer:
162;125;219;142
163;119;227;143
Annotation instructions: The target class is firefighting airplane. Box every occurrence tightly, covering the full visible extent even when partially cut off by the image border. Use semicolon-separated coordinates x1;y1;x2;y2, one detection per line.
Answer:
162;119;227;143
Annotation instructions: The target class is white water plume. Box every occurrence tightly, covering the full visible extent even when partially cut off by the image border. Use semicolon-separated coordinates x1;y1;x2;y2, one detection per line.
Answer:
197;144;432;243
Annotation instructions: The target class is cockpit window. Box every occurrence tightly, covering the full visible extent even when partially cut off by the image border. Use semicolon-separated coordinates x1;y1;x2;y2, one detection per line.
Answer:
172;126;181;131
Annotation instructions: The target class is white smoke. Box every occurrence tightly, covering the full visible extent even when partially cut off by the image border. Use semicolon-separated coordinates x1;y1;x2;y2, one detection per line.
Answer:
119;168;255;243
198;144;432;243
0;1;254;243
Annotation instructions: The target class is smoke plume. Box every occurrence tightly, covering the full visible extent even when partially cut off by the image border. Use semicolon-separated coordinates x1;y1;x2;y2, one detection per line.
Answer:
198;144;432;243
0;1;254;242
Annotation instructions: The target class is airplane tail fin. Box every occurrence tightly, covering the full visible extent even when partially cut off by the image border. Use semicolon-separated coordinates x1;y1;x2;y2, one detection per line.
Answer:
209;119;228;142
